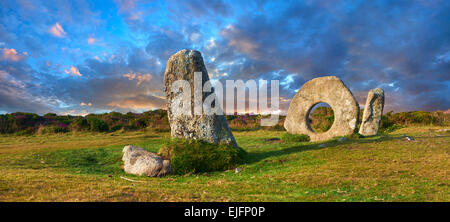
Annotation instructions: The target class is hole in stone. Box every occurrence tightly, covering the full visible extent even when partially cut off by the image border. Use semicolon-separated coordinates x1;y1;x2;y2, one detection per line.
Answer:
307;102;335;133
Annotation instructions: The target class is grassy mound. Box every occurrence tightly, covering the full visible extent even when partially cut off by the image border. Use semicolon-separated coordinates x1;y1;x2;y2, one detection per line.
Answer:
158;139;246;175
281;133;310;142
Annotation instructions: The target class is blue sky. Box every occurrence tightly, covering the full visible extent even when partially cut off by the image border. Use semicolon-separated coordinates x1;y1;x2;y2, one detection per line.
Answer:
0;0;449;115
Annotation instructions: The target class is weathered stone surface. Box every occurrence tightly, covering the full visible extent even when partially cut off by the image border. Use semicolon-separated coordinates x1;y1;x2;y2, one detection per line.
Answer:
359;88;384;136
159;160;173;176
284;76;360;141
164;49;237;147
122;145;172;177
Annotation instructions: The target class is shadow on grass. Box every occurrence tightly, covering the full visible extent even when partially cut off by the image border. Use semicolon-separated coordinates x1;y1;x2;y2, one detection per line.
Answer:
244;134;401;164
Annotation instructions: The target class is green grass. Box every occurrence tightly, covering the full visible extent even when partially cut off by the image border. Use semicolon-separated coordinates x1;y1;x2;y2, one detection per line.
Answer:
281;133;310;142
0;126;448;201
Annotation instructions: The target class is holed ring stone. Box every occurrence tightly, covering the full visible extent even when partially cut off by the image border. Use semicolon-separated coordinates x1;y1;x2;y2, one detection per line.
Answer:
284;76;360;142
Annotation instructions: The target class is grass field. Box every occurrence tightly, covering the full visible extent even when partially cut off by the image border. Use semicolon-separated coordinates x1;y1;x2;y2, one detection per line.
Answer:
0;126;448;202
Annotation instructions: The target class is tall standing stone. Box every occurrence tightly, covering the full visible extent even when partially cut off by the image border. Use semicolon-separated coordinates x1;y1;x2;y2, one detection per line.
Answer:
164;49;237;147
359;88;385;136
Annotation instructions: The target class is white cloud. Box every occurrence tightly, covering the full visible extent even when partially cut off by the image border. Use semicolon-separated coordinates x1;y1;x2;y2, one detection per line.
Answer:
190;32;201;42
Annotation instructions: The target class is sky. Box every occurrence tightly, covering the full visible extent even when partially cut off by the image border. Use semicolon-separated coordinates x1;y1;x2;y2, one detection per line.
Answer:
0;0;449;116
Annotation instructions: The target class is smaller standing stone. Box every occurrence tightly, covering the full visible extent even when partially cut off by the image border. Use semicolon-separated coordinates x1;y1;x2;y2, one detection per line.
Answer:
359;88;384;136
122;145;173;177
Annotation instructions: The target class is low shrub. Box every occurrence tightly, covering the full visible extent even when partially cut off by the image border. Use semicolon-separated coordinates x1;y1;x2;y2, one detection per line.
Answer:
15;129;34;136
87;118;109;132
281;133;310;142
308;106;334;133
110;124;123;132
379;123;403;134
158;139;246;174
37;125;68;134
69;118;89;132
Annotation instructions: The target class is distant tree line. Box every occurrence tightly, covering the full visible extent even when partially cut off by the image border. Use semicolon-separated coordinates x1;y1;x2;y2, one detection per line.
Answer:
0;110;169;135
0;109;448;135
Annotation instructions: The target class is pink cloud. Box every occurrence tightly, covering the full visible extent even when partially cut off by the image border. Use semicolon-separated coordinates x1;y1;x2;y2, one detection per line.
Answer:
49;23;67;38
123;72;152;85
123;72;136;80
1;48;26;61
64;66;82;77
88;37;96;44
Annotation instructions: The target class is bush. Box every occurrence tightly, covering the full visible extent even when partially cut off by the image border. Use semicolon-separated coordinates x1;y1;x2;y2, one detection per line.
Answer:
379;123;403;134
43;113;57;118
110;124;123;132
87;118;109;132
158;139;246;175
69;118;89;132
37;125;68;134
308;106;334;132
281;133;310;142
129;117;148;129
15;129;34;136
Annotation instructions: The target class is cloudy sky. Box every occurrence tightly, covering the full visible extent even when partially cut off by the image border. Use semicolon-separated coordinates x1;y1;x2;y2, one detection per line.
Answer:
0;0;449;115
